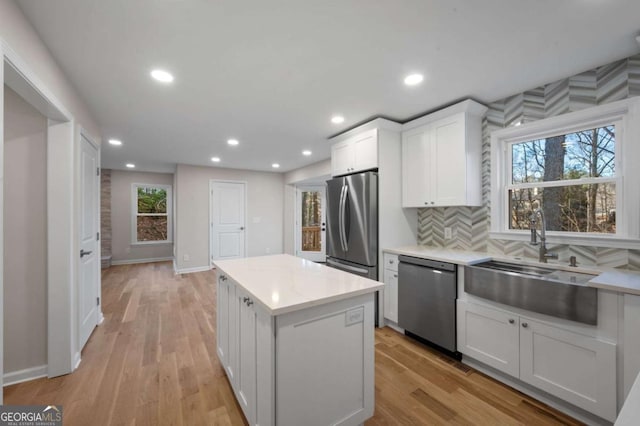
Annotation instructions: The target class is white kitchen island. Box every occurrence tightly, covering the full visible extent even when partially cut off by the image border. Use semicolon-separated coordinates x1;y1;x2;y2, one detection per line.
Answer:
214;254;383;426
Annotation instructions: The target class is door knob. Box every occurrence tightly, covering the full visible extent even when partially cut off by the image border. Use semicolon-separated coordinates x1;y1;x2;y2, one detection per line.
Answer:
80;249;93;258
243;297;250;303
522;322;528;328
240;227;245;230
508;319;515;324
246;299;253;307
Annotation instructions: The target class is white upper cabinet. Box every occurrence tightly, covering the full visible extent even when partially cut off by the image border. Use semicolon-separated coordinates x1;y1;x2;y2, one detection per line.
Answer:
331;129;378;176
401;100;487;208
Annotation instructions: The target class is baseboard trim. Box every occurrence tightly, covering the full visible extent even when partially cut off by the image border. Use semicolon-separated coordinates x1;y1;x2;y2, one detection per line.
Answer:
173;263;213;275
111;256;174;266
73;352;82;371
3;365;47;387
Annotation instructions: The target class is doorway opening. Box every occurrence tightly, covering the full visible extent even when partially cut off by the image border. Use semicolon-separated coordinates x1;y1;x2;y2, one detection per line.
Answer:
295;185;326;263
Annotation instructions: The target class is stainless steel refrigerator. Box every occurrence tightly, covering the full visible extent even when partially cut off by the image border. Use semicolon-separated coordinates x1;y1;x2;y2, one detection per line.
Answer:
325;172;378;280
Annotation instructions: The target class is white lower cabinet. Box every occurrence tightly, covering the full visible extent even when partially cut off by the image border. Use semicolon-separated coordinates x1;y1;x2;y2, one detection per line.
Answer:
383;253;398;324
456;300;519;377
217;273;375;426
457;300;617;422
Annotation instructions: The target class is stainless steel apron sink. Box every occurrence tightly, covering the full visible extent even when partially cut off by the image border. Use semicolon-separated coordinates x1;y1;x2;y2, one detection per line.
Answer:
464;260;598;325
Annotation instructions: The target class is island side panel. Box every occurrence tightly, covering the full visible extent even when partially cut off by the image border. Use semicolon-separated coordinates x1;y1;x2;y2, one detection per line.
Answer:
275;292;375;426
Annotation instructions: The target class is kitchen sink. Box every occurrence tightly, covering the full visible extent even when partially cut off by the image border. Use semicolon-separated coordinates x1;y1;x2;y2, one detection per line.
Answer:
465;260;597;325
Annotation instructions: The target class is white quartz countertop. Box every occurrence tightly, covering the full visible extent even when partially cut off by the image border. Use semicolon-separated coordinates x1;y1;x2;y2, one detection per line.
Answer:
213;254;383;316
590;270;640;296
384;246;492;266
384;245;640;296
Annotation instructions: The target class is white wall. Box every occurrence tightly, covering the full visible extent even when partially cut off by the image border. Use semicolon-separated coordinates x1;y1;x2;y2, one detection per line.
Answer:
0;0;100;137
3;86;47;375
110;169;174;263
175;164;284;271
283;160;331;255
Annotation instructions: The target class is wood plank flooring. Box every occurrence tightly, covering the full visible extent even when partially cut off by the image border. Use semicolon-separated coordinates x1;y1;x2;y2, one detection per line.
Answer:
4;261;582;425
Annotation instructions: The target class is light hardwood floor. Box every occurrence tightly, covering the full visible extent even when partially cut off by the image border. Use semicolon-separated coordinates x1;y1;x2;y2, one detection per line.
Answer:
4;262;582;425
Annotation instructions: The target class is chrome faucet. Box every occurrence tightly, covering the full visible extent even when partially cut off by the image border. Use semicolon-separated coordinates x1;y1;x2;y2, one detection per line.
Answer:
529;208;558;263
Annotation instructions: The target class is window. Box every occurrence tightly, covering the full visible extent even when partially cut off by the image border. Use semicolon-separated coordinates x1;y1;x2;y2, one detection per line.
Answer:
132;184;172;243
491;98;640;246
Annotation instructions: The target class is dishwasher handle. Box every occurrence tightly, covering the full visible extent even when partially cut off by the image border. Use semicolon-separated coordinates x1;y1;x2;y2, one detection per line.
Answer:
398;255;456;272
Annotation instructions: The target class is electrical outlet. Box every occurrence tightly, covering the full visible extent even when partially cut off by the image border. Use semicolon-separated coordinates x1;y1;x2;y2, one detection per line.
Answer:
183;254;190;261
346;307;364;326
444;227;452;239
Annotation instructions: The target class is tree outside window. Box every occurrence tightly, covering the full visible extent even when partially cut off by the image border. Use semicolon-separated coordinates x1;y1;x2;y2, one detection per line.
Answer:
508;125;616;234
133;184;172;243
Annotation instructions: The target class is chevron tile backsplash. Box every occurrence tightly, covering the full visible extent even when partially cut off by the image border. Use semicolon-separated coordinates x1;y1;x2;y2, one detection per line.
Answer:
417;53;640;270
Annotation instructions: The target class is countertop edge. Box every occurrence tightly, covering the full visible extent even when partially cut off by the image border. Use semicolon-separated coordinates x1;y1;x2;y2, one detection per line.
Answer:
215;259;384;316
383;246;640;296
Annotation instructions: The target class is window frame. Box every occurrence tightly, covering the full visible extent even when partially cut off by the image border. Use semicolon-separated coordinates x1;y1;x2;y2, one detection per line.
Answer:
490;97;640;249
131;183;173;245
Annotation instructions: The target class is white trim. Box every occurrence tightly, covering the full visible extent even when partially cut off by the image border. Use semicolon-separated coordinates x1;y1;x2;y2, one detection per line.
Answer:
111;256;174;266
3;365;48;387
131;183;173;244
209;179;248;267
491;97;640;245
73;352;81;370
174;264;213;275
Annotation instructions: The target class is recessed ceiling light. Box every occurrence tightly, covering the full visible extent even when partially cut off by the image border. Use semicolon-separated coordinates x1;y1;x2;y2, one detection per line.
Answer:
108;139;122;146
404;73;424;86
227;139;239;146
211;157;221;162
126;163;135;168
302;150;312;156
331;115;345;124
272;163;280;169
150;69;174;83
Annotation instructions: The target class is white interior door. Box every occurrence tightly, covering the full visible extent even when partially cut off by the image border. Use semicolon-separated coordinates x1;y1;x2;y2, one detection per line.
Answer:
296;185;326;262
211;181;246;262
78;134;100;350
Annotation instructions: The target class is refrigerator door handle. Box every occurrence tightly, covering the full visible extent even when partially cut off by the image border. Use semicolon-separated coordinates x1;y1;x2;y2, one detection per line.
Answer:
342;184;349;251
326;258;368;275
339;185;347;251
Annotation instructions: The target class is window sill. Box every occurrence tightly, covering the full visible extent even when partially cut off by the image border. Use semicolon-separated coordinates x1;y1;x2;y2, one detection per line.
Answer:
489;231;640;250
131;241;174;247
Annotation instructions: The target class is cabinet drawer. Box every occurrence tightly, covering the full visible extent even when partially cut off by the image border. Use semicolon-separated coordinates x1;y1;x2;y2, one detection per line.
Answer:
383;253;398;272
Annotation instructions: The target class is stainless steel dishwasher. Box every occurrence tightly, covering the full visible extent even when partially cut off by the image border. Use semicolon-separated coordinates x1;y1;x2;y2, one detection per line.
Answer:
398;255;458;354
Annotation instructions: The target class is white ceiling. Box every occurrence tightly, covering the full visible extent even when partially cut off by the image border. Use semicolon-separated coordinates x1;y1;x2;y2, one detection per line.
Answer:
17;0;640;173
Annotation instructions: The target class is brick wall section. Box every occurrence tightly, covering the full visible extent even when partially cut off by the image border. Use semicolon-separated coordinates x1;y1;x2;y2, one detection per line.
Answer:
101;168;112;268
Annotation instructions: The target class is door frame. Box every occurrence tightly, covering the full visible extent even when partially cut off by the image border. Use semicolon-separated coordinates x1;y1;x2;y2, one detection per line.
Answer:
209;179;248;267
77;129;102;351
294;185;327;262
1;37;84;393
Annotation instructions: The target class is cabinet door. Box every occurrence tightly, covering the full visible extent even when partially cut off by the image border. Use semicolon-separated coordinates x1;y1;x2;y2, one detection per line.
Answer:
352;129;378;172
383;268;398;323
217;275;237;384
431;114;466;206
402;128;431;207
331;141;353;177
236;287;258;425
216;276;230;368
457;301;519;377
520;318;617;422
